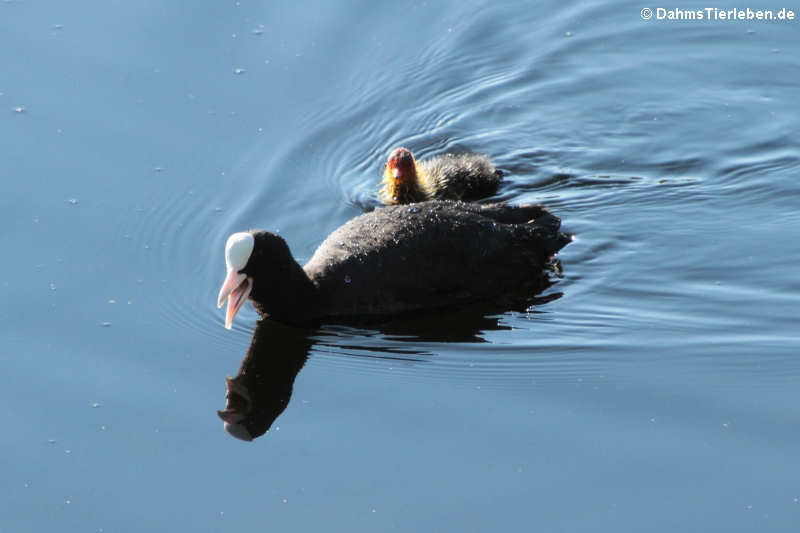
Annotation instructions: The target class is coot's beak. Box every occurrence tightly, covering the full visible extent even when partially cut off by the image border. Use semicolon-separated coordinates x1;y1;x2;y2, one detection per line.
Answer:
222;421;253;441
217;268;253;329
218;376;253;441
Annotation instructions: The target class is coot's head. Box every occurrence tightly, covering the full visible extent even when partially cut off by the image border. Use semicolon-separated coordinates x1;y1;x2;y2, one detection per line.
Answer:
218;376;255;441
217;230;291;329
383;147;418;186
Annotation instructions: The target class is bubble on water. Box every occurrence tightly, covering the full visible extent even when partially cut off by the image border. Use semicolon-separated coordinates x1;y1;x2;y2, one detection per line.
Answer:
13;106;25;113
407;206;420;214
100;322;112;327
344;275;352;284
49;282;57;291
67;198;79;205
233;68;246;75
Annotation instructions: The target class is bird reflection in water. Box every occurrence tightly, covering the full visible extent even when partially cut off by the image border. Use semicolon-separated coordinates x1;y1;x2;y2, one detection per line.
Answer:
218;320;312;441
218;289;563;442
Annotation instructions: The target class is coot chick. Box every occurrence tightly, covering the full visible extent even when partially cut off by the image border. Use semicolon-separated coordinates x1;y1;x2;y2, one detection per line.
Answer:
217;201;570;329
379;147;502;205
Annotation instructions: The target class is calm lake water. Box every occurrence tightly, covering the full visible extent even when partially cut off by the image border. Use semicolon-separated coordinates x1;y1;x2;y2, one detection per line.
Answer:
3;0;799;531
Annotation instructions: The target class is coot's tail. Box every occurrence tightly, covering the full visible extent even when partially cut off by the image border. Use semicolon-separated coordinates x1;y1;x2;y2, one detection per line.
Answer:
552;230;573;255
525;222;572;263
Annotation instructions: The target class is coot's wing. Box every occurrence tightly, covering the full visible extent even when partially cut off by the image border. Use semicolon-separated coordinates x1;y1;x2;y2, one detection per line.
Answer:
303;201;568;319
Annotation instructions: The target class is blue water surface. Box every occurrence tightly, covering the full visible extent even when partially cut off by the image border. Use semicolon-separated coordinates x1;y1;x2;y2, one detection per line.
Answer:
2;0;799;531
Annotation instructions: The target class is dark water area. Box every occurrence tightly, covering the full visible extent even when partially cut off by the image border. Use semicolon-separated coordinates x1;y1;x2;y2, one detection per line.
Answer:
3;0;800;531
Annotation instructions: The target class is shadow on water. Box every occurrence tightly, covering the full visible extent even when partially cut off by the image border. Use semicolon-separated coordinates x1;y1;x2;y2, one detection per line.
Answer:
218;288;563;441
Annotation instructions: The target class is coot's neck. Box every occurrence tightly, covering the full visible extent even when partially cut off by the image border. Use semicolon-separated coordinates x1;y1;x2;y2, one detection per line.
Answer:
398;177;426;203
251;261;318;326
381;165;427;204
392;172;427;204
247;236;320;326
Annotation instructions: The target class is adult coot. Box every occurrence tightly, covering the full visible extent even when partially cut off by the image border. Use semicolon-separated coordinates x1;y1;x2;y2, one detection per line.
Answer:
379;147;502;205
217;200;570;329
